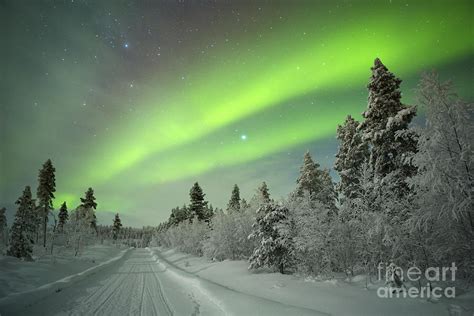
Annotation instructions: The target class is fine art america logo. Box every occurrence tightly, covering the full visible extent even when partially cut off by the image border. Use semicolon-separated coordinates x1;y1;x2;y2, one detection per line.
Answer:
377;261;457;299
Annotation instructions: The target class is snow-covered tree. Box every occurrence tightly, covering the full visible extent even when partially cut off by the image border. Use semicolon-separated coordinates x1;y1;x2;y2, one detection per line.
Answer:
409;72;474;277
37;159;56;247
360;58;418;193
334;115;368;200
227;184;241;212
0;207;8;249
248;203;294;274
57;202;68;233
7;186;36;259
67;206;97;256
112;213;122;241
204;205;256;261
250;182;272;207
287;192;335;275
296;152;336;209
168;205;189;226
296;151;322;197
80;188;98;232
258;182;271;204
240;198;250;210
159;220;209;256
188;182;209;222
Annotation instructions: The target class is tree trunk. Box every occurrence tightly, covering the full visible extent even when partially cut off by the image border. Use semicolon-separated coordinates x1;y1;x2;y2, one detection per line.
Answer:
43;208;47;248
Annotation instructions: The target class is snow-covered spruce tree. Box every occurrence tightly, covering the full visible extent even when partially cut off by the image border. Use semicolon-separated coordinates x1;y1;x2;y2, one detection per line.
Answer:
288;192;337;275
257;181;271;204
250;181;272;207
360;58;418;193
0;207;7;248
204;204;215;222
409;72;474;278
334;115;369;201
296;151;322;197
112;213;122;241
357;59;418;267
57;202;68;233
240;198;250;210
227;184;241;213
188;182;209;222
248;203;294;274
80;187;98;232
296;152;336;210
7;186;36;259
37;159;56;247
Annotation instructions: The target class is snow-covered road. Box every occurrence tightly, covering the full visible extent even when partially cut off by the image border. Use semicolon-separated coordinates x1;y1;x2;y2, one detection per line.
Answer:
0;248;325;315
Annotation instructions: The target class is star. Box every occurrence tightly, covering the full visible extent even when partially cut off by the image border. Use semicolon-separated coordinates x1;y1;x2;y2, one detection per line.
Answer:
124;43;129;48
241;134;247;140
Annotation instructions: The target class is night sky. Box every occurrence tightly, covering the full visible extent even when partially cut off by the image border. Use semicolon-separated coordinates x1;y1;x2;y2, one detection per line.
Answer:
1;0;473;227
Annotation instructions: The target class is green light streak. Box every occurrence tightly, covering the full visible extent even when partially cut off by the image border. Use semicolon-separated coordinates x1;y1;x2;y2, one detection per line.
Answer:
69;1;472;190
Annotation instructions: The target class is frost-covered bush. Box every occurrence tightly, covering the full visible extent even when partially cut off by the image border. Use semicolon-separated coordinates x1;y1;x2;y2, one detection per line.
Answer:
408;72;474;279
66;207;97;256
248;203;294;274
204;207;256;260
159;220;209;256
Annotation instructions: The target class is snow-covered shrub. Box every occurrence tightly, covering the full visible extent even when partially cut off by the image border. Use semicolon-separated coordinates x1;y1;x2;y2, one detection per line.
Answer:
66;207;97;256
204;207;256;260
408;72;474;279
248;203;294;274
159;220;209;256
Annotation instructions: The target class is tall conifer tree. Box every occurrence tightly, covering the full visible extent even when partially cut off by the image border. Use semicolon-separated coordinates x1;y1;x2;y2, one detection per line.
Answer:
37;159;56;247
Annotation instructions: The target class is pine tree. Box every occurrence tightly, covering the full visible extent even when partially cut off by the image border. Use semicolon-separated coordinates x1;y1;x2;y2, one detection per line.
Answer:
296;152;322;197
204;204;215;221
296;152;335;208
0;207;7;247
227;184;241;212
248;203;294;274
112;213;122;240
189;182;208;222
80;187;97;210
240;198;250;210
37;159;56;247
360;58;417;185
258;182;271;204
334;115;369;200
168;205;189;226
80;188;98;231
57;202;68;233
7;186;36;259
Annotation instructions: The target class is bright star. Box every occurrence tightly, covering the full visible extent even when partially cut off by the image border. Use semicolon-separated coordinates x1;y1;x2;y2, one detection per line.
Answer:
241;134;247;140
124;43;129;48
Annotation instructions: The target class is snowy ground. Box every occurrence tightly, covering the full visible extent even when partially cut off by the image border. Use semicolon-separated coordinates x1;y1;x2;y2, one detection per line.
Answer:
0;246;472;315
0;244;126;298
152;247;474;316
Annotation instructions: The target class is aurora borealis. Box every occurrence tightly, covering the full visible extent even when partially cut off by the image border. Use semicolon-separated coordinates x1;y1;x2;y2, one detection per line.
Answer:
1;0;473;226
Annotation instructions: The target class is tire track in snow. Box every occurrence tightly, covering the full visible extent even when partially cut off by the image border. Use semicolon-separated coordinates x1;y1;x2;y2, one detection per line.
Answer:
89;262;137;315
148;258;173;315
73;258;135;314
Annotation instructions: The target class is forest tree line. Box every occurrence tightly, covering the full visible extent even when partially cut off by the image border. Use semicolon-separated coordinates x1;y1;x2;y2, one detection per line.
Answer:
0;162;139;259
154;58;473;281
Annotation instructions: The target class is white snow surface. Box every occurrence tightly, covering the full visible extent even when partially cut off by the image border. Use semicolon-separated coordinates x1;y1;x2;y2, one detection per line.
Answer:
0;244;127;298
0;246;472;315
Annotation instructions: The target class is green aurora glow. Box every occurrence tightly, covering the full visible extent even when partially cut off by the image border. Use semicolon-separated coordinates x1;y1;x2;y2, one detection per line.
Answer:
2;0;473;225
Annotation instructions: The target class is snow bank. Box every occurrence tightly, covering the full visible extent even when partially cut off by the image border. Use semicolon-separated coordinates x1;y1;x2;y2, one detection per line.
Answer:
152;247;474;316
147;247;327;315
